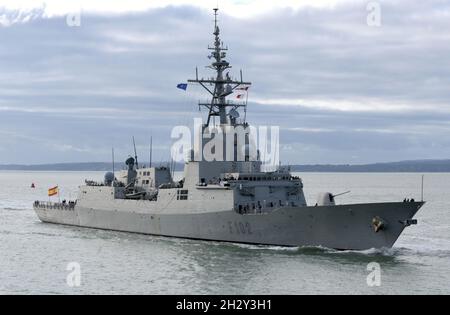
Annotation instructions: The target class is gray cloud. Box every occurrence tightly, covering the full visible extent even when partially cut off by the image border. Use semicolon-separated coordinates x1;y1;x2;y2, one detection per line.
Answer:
0;1;449;164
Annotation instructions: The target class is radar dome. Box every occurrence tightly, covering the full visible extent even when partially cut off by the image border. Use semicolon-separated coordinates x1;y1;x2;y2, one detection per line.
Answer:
104;172;115;186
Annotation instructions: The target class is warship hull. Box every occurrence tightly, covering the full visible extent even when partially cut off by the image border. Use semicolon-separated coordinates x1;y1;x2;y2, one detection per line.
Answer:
33;201;423;250
31;9;426;252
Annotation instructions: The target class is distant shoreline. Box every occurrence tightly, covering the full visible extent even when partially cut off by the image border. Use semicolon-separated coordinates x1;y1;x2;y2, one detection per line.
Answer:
1;159;450;172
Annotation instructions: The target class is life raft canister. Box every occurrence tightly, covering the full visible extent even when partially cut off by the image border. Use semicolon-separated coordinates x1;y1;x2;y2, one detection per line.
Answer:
372;216;385;233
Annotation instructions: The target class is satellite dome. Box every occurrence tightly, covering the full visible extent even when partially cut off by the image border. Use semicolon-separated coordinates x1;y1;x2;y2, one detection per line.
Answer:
104;172;115;186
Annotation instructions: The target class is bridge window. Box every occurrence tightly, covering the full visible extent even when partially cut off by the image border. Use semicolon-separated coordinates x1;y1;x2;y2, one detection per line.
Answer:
177;190;189;200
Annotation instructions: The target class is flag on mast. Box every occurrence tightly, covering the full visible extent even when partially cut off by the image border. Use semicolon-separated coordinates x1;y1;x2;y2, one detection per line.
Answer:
48;186;59;197
177;83;188;91
235;85;250;99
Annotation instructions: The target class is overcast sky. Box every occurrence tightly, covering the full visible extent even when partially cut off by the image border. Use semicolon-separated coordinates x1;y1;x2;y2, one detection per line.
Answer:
0;0;449;165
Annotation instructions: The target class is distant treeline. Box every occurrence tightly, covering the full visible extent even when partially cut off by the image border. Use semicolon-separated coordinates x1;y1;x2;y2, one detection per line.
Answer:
290;160;450;172
0;162;180;172
1;159;450;172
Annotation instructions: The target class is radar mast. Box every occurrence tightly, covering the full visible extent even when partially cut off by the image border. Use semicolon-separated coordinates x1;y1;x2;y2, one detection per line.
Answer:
188;8;252;126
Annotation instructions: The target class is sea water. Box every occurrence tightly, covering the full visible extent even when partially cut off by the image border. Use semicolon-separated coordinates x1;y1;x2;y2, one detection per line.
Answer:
0;171;449;294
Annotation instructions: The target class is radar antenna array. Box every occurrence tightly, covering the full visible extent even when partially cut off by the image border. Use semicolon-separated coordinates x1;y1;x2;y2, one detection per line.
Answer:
188;8;252;126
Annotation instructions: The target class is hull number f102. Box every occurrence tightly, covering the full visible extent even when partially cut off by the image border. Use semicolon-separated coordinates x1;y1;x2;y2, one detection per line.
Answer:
228;221;252;235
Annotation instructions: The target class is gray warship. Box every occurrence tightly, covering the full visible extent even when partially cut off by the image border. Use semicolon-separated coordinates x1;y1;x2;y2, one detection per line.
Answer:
34;9;424;250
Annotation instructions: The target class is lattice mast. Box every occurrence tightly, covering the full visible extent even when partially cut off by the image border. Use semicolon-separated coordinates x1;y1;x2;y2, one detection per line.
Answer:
188;8;252;126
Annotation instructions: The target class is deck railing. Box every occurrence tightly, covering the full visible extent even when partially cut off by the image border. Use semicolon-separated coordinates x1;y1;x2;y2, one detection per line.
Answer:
34;200;76;210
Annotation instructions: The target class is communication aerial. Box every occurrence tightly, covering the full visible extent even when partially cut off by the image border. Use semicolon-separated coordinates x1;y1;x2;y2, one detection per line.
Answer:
188;8;251;126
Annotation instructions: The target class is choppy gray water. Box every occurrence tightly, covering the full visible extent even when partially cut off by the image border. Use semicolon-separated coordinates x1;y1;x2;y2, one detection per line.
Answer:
0;171;449;294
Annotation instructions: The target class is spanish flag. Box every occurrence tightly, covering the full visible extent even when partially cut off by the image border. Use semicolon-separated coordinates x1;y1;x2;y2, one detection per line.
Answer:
48;186;59;197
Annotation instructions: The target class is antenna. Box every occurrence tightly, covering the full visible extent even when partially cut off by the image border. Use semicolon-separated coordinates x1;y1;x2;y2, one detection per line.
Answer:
187;8;252;126
421;175;424;202
132;136;139;169
112;147;115;180
214;7;218;28
149;136;153;168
